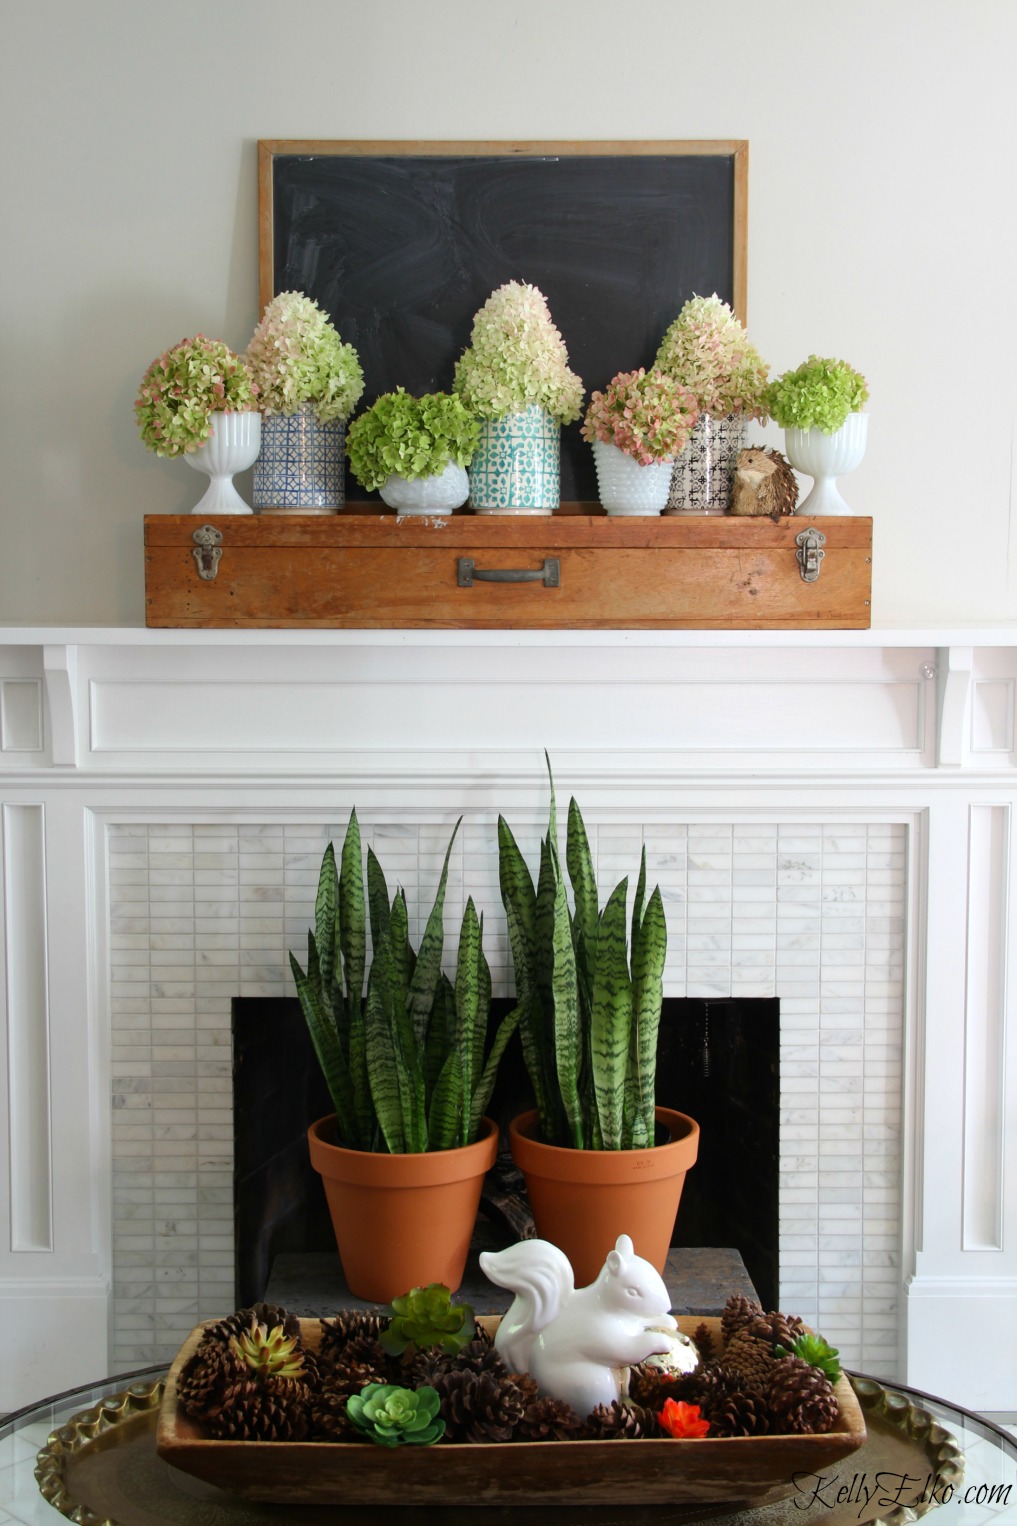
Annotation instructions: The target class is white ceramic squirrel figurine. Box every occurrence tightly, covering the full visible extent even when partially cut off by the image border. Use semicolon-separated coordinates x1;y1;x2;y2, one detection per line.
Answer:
479;1233;680;1416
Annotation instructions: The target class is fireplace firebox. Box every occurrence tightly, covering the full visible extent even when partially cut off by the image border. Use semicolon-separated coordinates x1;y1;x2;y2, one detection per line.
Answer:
232;996;780;1311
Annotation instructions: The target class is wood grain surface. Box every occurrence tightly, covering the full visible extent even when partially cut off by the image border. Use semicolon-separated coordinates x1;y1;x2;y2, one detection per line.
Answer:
144;515;872;630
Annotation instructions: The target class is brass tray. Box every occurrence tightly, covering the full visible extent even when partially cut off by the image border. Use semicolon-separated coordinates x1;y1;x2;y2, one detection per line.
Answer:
34;1366;963;1526
152;1316;866;1507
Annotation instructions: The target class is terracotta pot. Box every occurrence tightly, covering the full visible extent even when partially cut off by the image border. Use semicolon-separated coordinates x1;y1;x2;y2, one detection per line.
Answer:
307;1114;499;1303
508;1107;699;1287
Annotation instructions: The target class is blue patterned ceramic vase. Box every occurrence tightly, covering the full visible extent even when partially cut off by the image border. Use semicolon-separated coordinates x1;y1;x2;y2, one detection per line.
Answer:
468;406;560;513
252;402;346;512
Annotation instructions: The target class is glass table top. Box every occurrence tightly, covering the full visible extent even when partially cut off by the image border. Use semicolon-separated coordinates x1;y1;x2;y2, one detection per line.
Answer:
1;1366;1016;1525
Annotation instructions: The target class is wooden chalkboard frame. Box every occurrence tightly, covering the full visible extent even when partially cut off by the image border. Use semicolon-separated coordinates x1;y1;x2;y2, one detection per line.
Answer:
257;140;748;505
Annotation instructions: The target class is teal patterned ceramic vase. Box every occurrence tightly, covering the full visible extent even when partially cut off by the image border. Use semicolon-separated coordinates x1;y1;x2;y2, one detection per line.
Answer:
468;406;560;513
253;402;346;513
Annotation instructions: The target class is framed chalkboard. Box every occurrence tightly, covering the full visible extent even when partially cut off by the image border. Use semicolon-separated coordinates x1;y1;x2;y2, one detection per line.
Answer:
258;140;748;505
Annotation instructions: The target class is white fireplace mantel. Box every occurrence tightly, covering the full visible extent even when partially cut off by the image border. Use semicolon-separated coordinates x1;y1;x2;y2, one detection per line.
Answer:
1;625;1016;1411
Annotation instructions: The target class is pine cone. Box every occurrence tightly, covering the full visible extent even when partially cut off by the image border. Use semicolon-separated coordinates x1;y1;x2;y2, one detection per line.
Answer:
308;1388;354;1442
744;1310;807;1355
723;1328;776;1390
403;1347;454;1389
516;1394;585;1441
721;1294;763;1343
318;1310;385;1361
177;1340;253;1422
628;1363;683;1412
329;1334;395;1391
584;1400;659;1439
448;1340;509;1377
668;1362;736;1409
434;1368;526;1443
205;1303;301;1348
209;1374;311;1441
704;1385;771;1438
768;1356;839;1435
693;1321;716;1363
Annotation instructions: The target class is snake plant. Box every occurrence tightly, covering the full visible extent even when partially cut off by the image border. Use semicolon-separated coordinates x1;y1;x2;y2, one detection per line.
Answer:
289;810;519;1154
498;759;667;1150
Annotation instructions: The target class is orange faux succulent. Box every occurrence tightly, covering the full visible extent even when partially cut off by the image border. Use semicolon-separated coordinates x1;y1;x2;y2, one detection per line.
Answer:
658;1398;711;1439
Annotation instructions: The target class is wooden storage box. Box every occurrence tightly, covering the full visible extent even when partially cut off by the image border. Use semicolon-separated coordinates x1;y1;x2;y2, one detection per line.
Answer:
144;514;872;630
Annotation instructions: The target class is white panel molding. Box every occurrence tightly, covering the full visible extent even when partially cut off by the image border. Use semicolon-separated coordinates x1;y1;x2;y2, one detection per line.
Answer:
0;679;43;753
43;643;79;766
0;629;1016;1405
1;803;53;1251
962;804;1009;1249
935;644;973;766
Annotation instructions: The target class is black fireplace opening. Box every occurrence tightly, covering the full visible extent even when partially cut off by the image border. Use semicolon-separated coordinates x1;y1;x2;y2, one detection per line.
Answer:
232;996;780;1312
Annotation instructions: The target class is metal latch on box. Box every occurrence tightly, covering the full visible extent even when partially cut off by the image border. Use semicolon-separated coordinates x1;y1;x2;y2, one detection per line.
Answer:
192;525;222;581
795;527;826;583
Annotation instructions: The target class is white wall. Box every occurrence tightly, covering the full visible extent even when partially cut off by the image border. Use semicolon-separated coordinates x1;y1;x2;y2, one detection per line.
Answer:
0;0;1014;627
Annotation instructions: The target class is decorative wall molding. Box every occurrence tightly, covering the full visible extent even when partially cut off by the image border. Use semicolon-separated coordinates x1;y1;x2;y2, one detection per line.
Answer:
0;627;1015;1410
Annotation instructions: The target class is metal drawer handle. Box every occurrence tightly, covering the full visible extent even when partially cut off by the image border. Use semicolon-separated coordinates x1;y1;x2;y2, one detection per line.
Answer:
458;557;560;588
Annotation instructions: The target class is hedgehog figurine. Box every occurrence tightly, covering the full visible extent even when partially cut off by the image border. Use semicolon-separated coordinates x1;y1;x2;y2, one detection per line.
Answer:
730;448;798;518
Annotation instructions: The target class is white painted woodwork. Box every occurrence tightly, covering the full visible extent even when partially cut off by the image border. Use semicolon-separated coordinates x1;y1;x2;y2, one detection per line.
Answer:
2;803;53;1251
962;805;1008;1250
0;626;1015;1410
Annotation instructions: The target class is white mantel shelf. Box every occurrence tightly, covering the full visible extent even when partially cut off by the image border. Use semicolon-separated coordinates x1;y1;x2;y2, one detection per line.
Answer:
1;625;1017;1412
3;625;1017;647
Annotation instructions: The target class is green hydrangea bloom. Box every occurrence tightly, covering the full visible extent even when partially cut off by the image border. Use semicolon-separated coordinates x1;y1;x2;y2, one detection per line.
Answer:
764;356;868;434
346;389;480;492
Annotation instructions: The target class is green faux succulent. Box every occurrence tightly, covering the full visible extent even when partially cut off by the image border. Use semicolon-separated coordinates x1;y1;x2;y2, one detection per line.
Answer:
229;1320;307;1381
346;1383;445;1447
777;1332;842;1383
380;1284;475;1357
764;356;868;435
498;756;667;1150
346;388;480;492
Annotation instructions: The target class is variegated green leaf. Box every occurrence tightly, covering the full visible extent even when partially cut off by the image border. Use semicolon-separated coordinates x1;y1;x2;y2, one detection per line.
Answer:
473;911;491;1085
631;844;648;964
364;969;405;1154
631;883;667;1141
348;989;372;1149
551;861;584;1148
497;816;537;994
389;890;413;1010
338;809;366;1012
407;820;459;1048
366;846;391;950
591;880;632;1150
455;898;481;1148
423;975;454;1104
314;842;338;995
517;987;558;1144
427;1049;463;1151
566;796;598;969
290;948;357;1143
470;1000;523;1142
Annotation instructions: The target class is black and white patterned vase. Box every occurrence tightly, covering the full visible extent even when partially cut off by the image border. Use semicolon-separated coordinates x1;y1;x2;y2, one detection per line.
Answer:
665;412;747;515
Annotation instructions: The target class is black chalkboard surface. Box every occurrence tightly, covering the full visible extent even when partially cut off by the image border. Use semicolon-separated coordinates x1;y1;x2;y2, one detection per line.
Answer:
259;141;747;504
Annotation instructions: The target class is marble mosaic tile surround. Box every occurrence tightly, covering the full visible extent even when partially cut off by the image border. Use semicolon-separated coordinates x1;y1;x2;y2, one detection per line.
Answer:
108;817;905;1378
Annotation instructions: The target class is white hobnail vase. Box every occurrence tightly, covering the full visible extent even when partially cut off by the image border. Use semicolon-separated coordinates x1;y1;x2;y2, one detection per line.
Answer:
184;411;261;515
378;461;470;515
591;441;673;516
783;413;868;516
